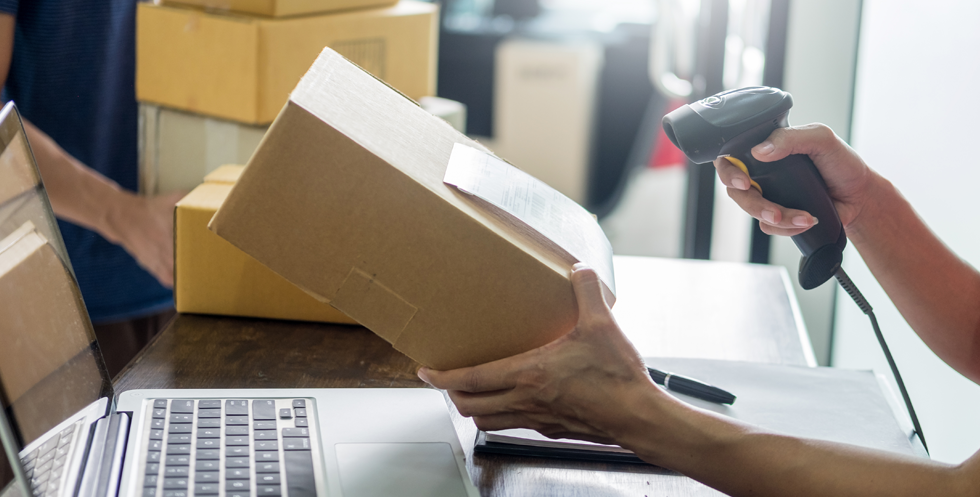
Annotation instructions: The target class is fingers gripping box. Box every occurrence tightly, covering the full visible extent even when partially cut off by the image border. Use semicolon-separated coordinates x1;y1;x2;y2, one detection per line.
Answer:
209;48;615;369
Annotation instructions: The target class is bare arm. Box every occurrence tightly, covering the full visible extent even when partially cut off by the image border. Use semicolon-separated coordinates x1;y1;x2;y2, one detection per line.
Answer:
0;13;182;287
420;265;980;497
715;125;980;383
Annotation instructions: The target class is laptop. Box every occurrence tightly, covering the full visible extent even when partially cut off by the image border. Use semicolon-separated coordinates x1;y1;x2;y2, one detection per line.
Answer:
0;101;480;497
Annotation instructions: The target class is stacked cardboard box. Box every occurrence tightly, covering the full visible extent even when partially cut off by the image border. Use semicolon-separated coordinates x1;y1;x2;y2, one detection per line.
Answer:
139;0;441;324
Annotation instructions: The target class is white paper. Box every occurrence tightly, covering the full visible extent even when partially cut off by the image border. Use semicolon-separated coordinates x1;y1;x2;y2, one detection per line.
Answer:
444;143;615;295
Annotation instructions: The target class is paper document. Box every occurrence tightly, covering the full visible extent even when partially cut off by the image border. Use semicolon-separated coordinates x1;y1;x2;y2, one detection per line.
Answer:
444;143;615;294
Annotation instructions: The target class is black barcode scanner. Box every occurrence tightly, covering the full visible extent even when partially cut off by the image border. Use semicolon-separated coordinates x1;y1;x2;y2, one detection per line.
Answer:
662;86;846;289
661;86;929;454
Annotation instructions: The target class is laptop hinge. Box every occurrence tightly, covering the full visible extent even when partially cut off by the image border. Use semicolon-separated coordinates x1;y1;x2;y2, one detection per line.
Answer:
77;412;129;497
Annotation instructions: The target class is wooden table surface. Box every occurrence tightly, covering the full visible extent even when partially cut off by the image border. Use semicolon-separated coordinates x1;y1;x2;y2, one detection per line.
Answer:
114;256;815;496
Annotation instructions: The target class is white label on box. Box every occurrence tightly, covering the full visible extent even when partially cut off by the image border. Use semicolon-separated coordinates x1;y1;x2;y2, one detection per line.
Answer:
444;143;615;295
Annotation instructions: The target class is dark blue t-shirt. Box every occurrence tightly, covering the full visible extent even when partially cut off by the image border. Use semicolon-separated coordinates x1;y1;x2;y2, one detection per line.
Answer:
0;0;173;323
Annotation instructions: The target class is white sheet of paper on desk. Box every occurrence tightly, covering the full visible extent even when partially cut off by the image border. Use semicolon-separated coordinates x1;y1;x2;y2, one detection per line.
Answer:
444;143;616;295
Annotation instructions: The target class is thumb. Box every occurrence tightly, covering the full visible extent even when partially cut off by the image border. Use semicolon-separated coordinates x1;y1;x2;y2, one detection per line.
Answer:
570;263;609;321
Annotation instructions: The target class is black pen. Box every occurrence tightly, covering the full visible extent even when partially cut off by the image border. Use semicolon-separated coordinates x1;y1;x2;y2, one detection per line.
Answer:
647;367;737;405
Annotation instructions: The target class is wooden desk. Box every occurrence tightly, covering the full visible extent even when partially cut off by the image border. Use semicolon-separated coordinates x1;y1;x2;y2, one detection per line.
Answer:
115;256;815;496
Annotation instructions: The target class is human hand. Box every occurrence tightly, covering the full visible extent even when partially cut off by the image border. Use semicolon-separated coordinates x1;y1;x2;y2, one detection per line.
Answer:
713;124;876;237
105;190;185;288
418;263;660;445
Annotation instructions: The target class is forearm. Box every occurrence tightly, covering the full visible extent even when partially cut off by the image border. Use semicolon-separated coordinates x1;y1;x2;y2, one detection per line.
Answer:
25;121;136;244
621;388;973;496
845;173;980;382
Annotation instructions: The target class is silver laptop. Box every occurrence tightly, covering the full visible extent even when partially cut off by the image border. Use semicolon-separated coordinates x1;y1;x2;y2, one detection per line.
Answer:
0;101;480;497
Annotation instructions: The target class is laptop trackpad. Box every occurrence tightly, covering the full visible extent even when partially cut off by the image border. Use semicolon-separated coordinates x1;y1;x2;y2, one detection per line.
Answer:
335;443;469;497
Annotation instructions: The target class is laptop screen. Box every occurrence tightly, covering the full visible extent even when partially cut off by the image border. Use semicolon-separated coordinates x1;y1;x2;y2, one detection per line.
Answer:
0;102;113;494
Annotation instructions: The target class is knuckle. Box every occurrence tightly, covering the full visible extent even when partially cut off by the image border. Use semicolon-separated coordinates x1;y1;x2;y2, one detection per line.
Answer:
462;370;484;392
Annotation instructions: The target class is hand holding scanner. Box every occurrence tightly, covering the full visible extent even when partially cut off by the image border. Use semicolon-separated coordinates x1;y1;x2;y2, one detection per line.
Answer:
662;87;846;289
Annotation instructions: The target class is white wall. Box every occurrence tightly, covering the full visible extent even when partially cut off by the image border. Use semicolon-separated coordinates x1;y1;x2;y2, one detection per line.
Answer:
833;0;980;464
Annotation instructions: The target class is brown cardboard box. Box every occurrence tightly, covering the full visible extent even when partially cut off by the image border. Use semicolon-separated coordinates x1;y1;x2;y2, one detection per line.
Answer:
209;48;615;369
175;165;357;324
136;1;437;124
162;0;398;17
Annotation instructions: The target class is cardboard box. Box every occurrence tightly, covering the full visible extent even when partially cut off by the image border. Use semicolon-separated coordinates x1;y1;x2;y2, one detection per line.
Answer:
175;165;358;324
136;1;438;124
139;104;267;194
210;48;615;369
138;99;466;194
162;0;398;17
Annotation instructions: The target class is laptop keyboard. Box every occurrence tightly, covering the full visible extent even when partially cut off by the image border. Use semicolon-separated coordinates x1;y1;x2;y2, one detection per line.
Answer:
141;399;318;497
19;421;82;497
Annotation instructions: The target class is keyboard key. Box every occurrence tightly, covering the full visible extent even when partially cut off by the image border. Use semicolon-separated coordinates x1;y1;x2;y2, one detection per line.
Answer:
170;400;194;414
151;419;165;429
168;424;192;434
291;400;306;408
197;409;221;419
293;408;307;418
197;419;220;429
256;462;280;474
196;450;220;460
38;437;60;456
257;485;282;496
226;416;249;426
253;421;277;430
144;475;158;487
152;409;167;419
226;426;248;436
37;451;55;466
281;428;309;438
148;440;163;451
253;430;277;440
257;474;281;485
226;446;249;457
150;429;164;440
146;463;160;475
147;452;162;463
165;456;190;466
227;493;250;497
164;467;189;477
198;400;221;409
167;434;192;444
197;428;220;439
252;400;276;420
195;472;219;483
294;418;309;428
52;455;67;471
226;480;250;491
143;488;157;497
154;400;168;409
163;477;189;489
226;468;250;479
226;436;250;446
283;438;311;451
58;434;72;448
195;461;220;472
226;457;250;468
162;491;188;497
255;451;279;462
278;409;292;419
196;439;220;450
225;400;248;416
168;414;193;424
194;484;220;495
284;446;316;497
166;444;191;456
255;441;278;451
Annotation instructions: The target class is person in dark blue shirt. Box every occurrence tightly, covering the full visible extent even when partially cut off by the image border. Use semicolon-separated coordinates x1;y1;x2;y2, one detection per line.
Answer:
0;1;182;376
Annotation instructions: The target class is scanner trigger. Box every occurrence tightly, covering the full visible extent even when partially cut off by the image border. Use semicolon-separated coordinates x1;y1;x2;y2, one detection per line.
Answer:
723;157;762;193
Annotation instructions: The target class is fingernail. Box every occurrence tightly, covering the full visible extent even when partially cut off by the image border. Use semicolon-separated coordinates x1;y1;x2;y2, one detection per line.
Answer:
762;210;776;224
732;177;747;190
417;368;430;382
755;141;775;155
812;217;819;225
792;216;810;227
572;262;590;271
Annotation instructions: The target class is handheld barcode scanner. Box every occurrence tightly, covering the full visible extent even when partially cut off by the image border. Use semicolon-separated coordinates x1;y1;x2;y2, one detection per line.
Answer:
662;86;845;289
662;86;929;455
